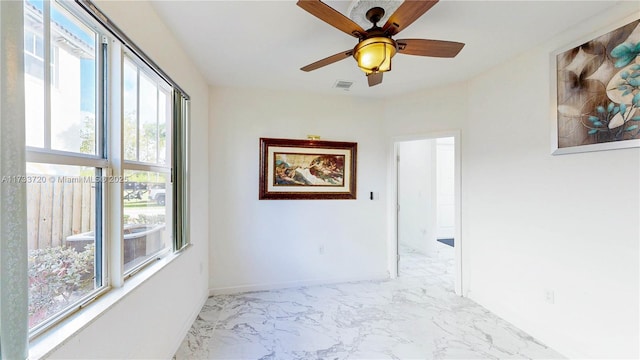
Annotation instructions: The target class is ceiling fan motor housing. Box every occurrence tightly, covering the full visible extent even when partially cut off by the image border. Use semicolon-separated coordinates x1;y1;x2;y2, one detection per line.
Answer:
365;7;385;25
296;0;465;87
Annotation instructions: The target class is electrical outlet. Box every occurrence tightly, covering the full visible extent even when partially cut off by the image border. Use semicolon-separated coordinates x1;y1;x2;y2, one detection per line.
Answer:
544;290;555;304
319;245;325;254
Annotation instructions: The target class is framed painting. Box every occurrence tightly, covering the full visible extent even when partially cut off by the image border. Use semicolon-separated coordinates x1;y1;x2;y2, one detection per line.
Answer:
259;138;357;200
551;16;640;154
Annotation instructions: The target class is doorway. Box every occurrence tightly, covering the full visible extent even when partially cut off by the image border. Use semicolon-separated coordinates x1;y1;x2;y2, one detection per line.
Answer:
389;132;462;295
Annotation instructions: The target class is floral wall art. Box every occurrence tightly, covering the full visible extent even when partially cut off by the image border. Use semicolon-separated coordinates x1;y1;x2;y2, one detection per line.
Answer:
554;18;640;153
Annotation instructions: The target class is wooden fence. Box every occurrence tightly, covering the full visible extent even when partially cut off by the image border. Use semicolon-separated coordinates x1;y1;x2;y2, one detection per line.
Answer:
27;176;95;251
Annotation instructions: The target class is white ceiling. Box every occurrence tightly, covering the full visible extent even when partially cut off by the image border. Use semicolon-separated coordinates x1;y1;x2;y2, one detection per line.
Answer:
150;0;623;98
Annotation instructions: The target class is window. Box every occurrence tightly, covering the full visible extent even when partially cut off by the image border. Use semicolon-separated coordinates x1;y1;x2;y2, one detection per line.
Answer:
25;0;95;152
24;0;103;336
121;56;173;273
24;0;190;337
24;29;45;79
123;57;171;164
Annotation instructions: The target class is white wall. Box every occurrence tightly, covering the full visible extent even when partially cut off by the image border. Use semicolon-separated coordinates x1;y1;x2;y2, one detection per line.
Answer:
46;1;210;358
384;3;639;358
462;8;639;359
435;138;455;240
209;87;388;292
397;139;437;255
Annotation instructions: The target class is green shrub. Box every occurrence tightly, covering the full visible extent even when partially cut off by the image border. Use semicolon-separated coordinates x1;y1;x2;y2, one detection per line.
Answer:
124;213;165;225
28;244;94;327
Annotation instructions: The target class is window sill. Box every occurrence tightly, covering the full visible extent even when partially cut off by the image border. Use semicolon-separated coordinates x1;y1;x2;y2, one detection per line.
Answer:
28;249;188;360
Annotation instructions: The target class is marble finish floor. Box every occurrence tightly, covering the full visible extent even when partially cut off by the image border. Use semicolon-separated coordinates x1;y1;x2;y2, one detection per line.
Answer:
175;245;562;359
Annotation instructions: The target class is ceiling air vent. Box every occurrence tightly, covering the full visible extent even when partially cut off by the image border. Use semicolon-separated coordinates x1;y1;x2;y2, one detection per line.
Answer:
334;80;354;91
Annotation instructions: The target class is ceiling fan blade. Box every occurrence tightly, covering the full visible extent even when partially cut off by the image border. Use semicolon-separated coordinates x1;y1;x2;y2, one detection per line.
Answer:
382;0;439;36
367;72;383;87
297;0;366;38
301;50;353;72
397;39;465;58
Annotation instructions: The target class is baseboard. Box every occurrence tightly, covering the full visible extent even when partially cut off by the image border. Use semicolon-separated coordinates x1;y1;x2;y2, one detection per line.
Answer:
166;289;209;359
209;273;390;296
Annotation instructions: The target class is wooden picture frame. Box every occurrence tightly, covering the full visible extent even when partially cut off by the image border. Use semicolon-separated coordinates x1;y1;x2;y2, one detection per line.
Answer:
551;16;640;155
259;138;357;200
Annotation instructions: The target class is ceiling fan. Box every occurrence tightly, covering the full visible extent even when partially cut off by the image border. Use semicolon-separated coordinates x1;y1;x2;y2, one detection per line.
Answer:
297;0;465;87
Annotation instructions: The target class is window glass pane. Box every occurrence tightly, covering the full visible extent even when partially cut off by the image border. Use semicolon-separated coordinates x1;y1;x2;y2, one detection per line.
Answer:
123;58;172;165
24;0;45;148
122;170;172;273
26;163;102;330
35;32;45;57
139;72;158;163
50;2;97;155
123;58;138;161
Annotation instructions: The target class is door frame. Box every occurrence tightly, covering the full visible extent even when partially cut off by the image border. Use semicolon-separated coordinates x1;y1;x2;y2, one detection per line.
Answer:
387;130;463;296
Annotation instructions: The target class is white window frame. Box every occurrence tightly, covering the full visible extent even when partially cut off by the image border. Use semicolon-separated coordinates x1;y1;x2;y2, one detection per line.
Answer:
118;51;173;278
24;0;109;339
25;0;191;341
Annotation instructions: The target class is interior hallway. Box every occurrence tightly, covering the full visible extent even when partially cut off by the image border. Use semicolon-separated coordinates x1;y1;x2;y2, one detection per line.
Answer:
398;241;455;279
174;244;561;359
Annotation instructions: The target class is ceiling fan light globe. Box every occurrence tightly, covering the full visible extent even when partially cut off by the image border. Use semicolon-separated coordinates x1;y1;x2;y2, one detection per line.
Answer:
353;37;396;74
